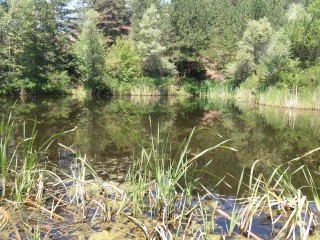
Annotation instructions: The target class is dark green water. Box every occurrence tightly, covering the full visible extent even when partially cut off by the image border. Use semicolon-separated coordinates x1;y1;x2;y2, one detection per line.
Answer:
1;96;320;196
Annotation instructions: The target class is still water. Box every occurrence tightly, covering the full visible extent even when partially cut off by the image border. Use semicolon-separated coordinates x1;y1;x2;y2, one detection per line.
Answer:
1;96;320;196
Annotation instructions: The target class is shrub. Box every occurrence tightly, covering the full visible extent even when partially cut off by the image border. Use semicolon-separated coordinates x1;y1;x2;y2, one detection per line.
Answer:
42;71;71;94
105;37;142;83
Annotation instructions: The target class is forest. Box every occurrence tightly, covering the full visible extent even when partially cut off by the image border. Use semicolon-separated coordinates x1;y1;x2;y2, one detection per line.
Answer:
0;0;319;99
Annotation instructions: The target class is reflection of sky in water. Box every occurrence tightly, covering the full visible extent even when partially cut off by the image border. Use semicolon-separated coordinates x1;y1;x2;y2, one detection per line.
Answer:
1;96;320;197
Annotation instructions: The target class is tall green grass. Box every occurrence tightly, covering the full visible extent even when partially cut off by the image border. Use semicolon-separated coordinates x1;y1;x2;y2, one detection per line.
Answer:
127;122;235;238
129;84;162;96
200;84;235;99
0;112;14;197
235;86;257;102
0;110;78;202
259;87;320;110
234;85;320;110
226;149;320;239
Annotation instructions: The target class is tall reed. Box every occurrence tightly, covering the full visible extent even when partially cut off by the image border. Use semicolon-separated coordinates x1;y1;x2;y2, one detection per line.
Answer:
0;112;14;198
259;87;320;110
228;150;320;239
128;121;235;237
200;84;235;99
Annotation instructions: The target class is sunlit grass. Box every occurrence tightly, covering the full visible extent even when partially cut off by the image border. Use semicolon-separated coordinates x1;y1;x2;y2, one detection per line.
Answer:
200;84;235;99
225;149;320;239
259;87;320;110
127;121;236;238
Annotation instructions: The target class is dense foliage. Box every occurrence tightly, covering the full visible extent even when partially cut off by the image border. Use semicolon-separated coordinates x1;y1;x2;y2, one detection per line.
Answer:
0;0;319;96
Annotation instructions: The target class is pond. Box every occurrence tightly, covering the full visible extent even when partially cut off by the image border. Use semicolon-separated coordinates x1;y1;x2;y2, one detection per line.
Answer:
1;95;320;196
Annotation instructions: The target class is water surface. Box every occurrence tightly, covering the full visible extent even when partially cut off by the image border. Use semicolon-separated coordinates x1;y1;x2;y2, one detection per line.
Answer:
1;96;320;196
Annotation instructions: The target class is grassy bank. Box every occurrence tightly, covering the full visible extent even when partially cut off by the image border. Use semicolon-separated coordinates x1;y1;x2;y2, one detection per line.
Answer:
199;84;320;111
0;113;319;239
258;87;320;110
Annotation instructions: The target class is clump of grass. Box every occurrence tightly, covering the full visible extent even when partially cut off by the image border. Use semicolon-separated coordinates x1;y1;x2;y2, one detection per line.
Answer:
0;113;136;237
58;144;129;222
200;84;235;99
127;121;235;238
0;112;83;238
130;84;161;96
259;87;320;110
224;149;320;239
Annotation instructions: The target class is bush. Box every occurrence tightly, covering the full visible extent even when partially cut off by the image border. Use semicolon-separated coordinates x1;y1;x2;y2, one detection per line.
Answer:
288;64;320;91
42;71;71;94
7;77;36;95
105;37;142;84
180;78;201;95
240;74;260;90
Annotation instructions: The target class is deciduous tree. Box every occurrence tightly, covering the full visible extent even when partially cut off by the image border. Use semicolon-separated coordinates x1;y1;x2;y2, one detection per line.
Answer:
105;37;141;84
227;18;273;85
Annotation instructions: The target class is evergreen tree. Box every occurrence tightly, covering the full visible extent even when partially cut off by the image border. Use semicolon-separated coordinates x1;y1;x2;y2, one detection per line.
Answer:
208;0;249;67
169;0;213;78
286;0;320;67
35;0;73;93
86;0;129;44
0;0;73;94
74;9;106;94
130;0;159;39
0;0;36;93
137;4;175;77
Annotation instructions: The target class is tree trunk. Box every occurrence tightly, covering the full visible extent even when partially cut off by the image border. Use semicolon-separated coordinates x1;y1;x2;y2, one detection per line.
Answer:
187;62;191;78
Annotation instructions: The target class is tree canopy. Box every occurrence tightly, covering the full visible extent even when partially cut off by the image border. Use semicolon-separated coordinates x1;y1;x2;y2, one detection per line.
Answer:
0;0;319;95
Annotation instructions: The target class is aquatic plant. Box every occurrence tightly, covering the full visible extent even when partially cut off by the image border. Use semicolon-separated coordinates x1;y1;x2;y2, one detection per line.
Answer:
0;112;14;198
127;122;235;239
225;149;320;239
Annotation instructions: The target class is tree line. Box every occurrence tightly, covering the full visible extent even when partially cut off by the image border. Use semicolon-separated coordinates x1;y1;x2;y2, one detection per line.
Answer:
0;0;319;95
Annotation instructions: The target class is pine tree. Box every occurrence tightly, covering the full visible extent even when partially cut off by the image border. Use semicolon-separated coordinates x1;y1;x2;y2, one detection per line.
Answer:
287;0;320;67
74;9;106;94
0;0;36;93
0;0;74;94
130;0;159;39
137;4;175;77
169;0;213;78
86;0;129;44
